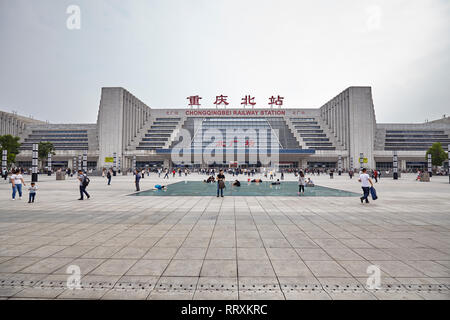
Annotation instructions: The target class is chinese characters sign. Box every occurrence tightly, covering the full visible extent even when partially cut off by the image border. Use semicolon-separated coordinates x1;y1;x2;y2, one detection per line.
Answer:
187;95;285;108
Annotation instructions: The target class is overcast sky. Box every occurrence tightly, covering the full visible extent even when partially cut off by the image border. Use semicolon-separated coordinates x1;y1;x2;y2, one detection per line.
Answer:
0;0;449;124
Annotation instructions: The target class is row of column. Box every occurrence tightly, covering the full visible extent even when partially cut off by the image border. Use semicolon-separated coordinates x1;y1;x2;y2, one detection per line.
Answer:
320;93;349;149
123;93;150;148
0;113;27;136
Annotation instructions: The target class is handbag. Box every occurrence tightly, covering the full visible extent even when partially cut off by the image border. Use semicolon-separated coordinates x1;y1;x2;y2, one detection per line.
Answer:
370;187;378;200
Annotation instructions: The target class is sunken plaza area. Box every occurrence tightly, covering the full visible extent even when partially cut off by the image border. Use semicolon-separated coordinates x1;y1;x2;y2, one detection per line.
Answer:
0;173;449;300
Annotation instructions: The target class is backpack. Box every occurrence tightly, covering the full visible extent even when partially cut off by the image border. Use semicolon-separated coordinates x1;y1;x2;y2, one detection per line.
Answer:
82;176;90;187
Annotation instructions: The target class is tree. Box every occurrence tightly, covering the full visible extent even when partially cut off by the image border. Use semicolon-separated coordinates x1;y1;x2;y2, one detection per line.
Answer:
38;141;55;169
425;142;448;167
0;134;21;167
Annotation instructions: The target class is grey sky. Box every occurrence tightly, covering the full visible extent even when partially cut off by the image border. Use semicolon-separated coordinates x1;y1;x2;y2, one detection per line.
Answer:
0;0;449;124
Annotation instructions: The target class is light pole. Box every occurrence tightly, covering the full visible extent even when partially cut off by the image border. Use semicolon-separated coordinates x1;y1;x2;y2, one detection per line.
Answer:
338;155;342;175
113;152;117;176
359;153;364;171
2;149;7;174
32;143;38;182
47;153;52;176
82;151;87;173
393;151;398;180
427;153;432;178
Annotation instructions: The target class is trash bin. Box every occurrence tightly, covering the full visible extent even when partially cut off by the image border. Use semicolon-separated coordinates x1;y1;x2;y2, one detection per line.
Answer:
56;171;66;180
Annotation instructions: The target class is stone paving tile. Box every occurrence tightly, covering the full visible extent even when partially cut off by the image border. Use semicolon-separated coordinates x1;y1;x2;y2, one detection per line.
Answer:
237;248;268;260
271;260;315;278
142;247;178;260
101;288;152;300
163;260;203;277
304;261;351;277
371;290;425;300
205;247;236;260
194;290;238;300
416;291;450;300
200;259;237;277
81;246;124;259
238;290;285;300
57;288;109;299
238;260;276;277
353;248;396;261
0;257;14;264
51;246;96;258
284;290;331;300
89;259;137;276
326;290;377;300
371;260;427;278
174;247;207;260
13;287;64;299
0;257;42;273
0;287;24;297
147;290;194;300
403;261;450;277
20;257;74;274
266;248;300;260
111;247;149;259
53;258;105;275
295;248;332;261
125;259;170;276
21;245;68;258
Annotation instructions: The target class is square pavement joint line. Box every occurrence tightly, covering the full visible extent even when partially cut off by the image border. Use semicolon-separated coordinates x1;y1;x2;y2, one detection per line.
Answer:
1;173;450;300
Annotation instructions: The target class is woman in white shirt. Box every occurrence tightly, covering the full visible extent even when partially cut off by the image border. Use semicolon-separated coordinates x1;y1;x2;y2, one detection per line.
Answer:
11;169;26;200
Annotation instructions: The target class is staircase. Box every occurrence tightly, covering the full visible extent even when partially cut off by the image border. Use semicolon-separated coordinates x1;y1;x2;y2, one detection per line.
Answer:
290;117;337;151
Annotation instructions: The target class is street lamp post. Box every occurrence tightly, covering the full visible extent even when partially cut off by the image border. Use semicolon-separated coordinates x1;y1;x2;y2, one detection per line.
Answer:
2;149;7;174
393;151;398;180
47;153;52;176
359;153;364;171
82;151;87;173
32;143;38;182
427;153;432;178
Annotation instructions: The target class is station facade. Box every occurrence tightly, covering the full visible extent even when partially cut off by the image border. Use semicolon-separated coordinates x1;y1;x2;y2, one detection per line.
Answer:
2;86;449;172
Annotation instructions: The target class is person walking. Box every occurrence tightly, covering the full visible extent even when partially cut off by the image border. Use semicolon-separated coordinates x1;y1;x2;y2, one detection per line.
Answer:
11;169;26;200
298;171;306;195
163;168;169;179
78;170;90;200
107;169;112;185
135;169;142;192
358;168;373;204
216;169;225;198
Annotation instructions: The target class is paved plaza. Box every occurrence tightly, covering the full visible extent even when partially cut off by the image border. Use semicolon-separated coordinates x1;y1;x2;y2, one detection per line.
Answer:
0;172;449;300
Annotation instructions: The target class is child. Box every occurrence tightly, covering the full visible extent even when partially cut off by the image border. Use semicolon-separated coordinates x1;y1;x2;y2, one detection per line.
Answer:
28;182;37;203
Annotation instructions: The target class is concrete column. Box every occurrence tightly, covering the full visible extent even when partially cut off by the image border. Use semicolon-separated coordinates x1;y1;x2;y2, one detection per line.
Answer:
400;160;406;171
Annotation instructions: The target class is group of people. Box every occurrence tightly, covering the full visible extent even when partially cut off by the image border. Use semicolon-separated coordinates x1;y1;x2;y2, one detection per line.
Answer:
5;168;37;203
